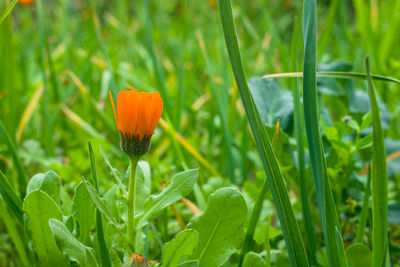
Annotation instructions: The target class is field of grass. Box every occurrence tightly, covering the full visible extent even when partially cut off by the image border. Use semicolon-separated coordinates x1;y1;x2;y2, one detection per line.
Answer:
0;0;400;266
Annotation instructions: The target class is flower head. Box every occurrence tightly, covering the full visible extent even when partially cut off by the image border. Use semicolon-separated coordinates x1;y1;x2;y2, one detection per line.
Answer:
18;0;34;5
109;89;163;159
123;253;150;267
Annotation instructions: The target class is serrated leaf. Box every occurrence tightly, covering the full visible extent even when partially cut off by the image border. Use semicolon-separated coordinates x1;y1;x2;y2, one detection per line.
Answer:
73;182;95;244
23;190;65;266
137;169;198;229
49;219;98;267
82;180;119;228
242;252;266;267
27;171;61;203
161;229;198;267
188;188;247;267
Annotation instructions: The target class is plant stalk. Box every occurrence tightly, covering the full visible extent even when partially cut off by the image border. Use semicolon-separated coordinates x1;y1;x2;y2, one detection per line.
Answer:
128;157;139;251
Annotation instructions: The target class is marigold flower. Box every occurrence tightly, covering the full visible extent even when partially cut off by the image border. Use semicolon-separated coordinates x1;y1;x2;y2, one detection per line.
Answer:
124;253;150;267
109;89;163;159
18;0;34;5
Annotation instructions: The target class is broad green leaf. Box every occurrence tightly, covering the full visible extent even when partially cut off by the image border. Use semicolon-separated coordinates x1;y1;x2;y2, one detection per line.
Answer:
248;77;293;130
366;57;388;266
73;182;95;244
187;188;247;267
346;243;372;267
242;252;266;267
161;229;198;267
27;171;61;202
177;260;198;267
218;1;309;266
100;147;127;198
82;180;119;228
136;169;198;229
49;219;98;267
0;170;23;223
23;190;65;266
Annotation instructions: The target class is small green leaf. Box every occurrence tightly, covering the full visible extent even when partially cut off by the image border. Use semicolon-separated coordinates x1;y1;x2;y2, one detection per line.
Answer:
137;169;198;229
23;190;65;266
356;134;373;150
346;243;372;267
49;219;98;267
161;229;198;267
188;188;247;267
82;180;119;228
73;182;95;244
27;171;61;202
242;252;266;267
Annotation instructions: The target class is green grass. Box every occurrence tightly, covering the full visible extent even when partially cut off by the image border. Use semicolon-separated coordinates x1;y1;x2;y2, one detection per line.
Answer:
0;0;399;266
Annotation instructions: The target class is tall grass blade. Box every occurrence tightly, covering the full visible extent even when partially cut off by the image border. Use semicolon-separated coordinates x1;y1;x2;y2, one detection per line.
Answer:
302;0;346;265
365;57;388;267
355;166;371;243
0;170;23;223
218;1;308;265
0;0;17;25
0;120;27;192
88;141;112;267
290;16;317;264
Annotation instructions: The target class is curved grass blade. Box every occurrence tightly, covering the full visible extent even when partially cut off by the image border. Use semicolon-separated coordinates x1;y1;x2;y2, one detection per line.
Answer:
262;72;400;85
88;142;112;267
365;57;389;267
0;119;27;192
218;0;308;265
0;0;18;25
302;0;346;265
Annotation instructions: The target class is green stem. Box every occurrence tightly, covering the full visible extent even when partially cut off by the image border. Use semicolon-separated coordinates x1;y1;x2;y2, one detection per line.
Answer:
128;157;139;251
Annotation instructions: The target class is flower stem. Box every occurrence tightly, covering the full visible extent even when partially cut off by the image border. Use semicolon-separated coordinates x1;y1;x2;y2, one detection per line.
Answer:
128;157;139;252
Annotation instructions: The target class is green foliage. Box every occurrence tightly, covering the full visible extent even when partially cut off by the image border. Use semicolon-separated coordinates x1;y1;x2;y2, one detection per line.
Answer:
242;252;266;267
188;188;247;267
49;219;98;266
26;171;61;202
346;243;372;267
136;169;198;229
73;182;95;245
160;229;198;267
23;190;65;266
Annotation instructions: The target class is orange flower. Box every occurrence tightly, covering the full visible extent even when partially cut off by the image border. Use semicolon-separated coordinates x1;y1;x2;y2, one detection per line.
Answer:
109;89;163;158
18;0;34;5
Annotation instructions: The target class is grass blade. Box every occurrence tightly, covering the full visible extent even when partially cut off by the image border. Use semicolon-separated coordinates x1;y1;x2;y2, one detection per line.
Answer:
0;0;17;25
262;72;400;85
302;0;346;265
218;1;308;265
0;170;23;223
365;57;389;267
290;16;317;264
0;119;27;192
88;141;112;267
355;166;371;243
